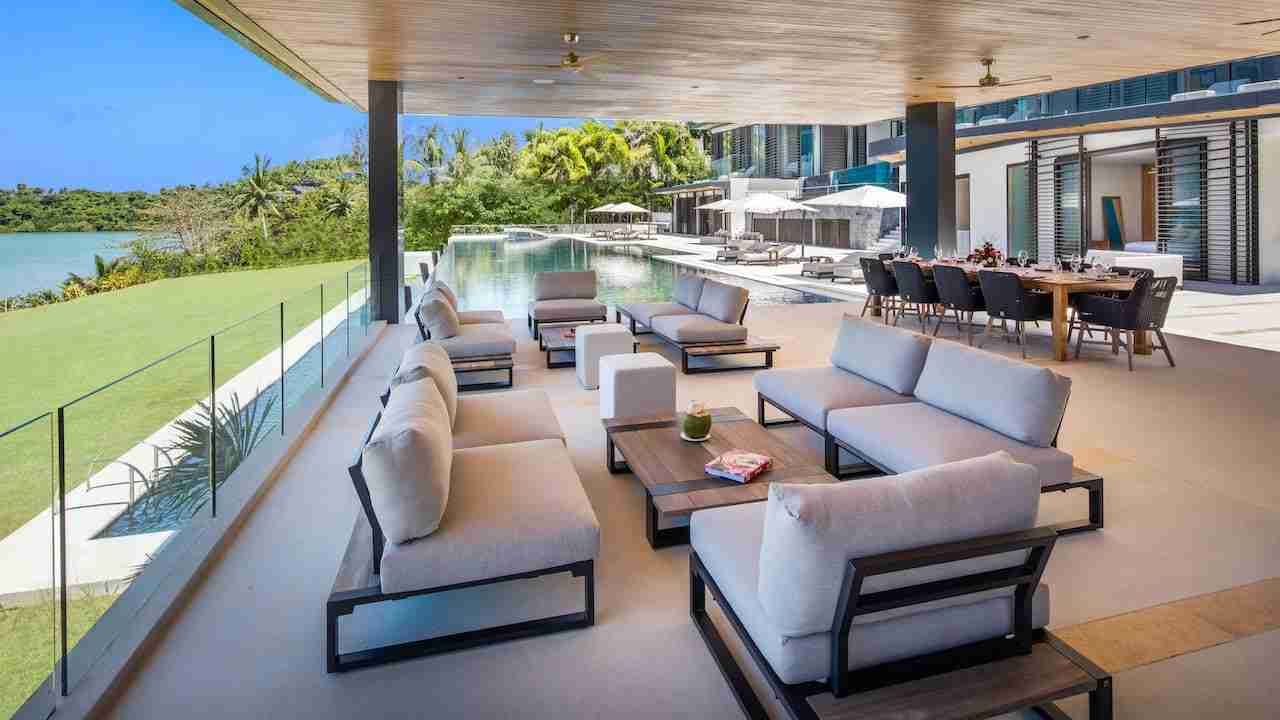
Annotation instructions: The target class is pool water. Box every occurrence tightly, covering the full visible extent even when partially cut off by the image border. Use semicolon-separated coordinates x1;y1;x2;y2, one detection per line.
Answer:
439;235;830;318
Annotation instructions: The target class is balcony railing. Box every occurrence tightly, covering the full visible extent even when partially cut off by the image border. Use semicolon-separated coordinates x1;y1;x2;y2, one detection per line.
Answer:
0;262;371;720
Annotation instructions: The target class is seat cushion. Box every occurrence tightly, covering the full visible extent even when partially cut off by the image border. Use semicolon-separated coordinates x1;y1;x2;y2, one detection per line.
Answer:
361;378;453;545
691;502;1049;684
758;452;1040;637
830;315;932;395
696;279;750;324
533;270;597;300
457;309;505;325
431;323;515;360
418;290;461;339
914;341;1071;447
620;302;699;326
453;389;565;450
529;298;607;321
379;439;601;594
827;402;1074;487
673;273;706;309
394;342;459;426
753;366;913;430
650;314;749;344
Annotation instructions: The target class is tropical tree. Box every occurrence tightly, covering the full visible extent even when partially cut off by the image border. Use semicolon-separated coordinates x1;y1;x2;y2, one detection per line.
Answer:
321;178;357;221
478;131;519;175
412;123;447;184
232;154;282;244
448;127;473;179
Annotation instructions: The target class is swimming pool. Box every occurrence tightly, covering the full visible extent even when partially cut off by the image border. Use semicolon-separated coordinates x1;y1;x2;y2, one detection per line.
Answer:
438;234;831;318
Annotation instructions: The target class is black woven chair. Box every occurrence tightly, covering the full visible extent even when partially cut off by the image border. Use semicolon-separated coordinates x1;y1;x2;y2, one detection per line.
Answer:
891;261;940;330
977;270;1052;358
1073;275;1177;370
858;257;900;324
932;265;986;344
1067;265;1155;343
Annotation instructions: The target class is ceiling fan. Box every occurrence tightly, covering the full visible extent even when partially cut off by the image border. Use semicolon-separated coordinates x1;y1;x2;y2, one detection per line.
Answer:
499;32;608;78
936;58;1052;89
1235;18;1280;36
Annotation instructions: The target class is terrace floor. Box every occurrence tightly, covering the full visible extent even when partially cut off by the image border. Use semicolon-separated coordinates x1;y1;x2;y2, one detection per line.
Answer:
97;299;1280;719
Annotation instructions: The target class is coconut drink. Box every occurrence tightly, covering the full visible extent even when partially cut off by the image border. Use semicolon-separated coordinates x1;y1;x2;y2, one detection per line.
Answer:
682;401;712;441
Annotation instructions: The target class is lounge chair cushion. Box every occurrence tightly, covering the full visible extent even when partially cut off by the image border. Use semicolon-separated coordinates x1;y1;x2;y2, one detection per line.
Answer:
529;298;608;322
753;366;913;429
534;270;597;300
619;302;699;326
418;290;461;339
395;342;459;426
650;314;748;344
360;378;453;545
830;315;932;395
457;309;504;325
379;439;601;594
673;273;706;309
757;451;1040;637
696;279;749;324
691;501;1048;684
826;402;1074;487
430;323;516;360
914;340;1071;447
453;389;565;450
432;281;459;308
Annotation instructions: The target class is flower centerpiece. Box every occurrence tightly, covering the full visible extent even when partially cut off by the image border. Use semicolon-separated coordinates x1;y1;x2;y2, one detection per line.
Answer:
682;401;712;442
967;241;1003;268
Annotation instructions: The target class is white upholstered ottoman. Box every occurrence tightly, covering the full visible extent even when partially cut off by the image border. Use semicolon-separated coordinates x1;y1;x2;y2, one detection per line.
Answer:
599;352;676;420
576;324;636;389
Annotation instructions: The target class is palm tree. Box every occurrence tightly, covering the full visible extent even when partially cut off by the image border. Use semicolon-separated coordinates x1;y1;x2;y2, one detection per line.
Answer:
415;124;446;184
448;127;473;178
321;178;357;221
232;154;281;244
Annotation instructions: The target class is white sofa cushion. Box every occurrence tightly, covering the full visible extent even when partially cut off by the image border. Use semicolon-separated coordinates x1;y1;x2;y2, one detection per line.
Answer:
830;315;932;395
753;366;913;429
534;270;597;300
673;273;706;309
457;309;504;325
529;298;608;321
826;402;1074;487
696;279;749;324
453;389;565;450
432;280;459;308
395;342;459;426
360;378;453;545
914;341;1071;447
650;314;749;343
431;323;516;360
418;290;461;339
755;451;1040;638
379;439;601;594
691;501;1048;684
620;302;699;326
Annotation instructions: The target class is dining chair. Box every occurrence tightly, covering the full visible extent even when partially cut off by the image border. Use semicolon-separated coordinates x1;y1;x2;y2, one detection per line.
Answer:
859;257;901;324
976;270;1053;358
1067;266;1155;343
1073;276;1177;371
932;264;986;345
891;261;940;331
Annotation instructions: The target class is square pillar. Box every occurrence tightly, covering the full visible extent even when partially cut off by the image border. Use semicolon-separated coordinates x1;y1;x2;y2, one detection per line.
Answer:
905;102;956;259
368;80;403;323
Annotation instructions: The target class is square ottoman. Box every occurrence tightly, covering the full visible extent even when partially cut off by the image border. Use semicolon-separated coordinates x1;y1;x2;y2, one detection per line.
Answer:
576;324;636;389
600;353;676;420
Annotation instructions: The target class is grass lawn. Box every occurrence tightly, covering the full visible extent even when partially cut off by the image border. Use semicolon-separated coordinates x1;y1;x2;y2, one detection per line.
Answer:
0;593;117;719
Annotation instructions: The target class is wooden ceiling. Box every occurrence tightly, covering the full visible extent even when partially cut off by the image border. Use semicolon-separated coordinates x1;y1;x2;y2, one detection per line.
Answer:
195;0;1280;123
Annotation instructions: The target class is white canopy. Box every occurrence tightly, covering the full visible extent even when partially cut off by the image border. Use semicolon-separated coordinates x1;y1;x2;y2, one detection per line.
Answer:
803;185;907;209
609;201;650;214
588;203;619;214
695;198;736;211
739;193;815;215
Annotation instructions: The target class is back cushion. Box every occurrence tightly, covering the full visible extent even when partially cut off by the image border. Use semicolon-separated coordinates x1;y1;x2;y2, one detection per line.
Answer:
360;378;454;544
914;341;1071;447
757;452;1039;637
830;315;932;394
673;273;706;309
418;290;461;339
534;271;597;300
395;342;459;427
696;280;749;324
433;281;458;309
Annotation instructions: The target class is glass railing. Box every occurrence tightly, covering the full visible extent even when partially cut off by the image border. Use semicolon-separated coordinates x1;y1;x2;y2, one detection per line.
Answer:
0;261;371;720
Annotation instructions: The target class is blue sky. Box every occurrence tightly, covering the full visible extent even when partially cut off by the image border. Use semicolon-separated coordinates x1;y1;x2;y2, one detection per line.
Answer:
0;1;585;192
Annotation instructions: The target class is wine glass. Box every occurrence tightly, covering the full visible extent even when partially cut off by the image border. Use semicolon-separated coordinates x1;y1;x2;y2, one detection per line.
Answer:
1070;253;1083;274
1017;250;1028;268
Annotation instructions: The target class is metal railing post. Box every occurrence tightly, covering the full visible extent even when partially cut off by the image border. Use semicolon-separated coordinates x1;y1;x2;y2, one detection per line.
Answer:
279;302;286;435
320;283;326;388
345;271;351;357
209;336;217;517
56;407;68;696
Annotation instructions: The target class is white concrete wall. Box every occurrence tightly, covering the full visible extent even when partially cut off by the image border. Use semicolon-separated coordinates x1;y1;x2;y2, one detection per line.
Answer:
1258;118;1280;284
956;142;1029;254
1090;161;1145;246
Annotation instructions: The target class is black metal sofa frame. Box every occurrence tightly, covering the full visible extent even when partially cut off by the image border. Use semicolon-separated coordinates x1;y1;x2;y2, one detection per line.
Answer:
756;391;1104;536
616;301;776;374
527;310;608;343
690;525;1114;720
326;413;595;673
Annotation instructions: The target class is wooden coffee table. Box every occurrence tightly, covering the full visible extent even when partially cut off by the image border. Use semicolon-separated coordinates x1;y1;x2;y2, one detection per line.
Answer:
603;407;835;548
540;324;639;369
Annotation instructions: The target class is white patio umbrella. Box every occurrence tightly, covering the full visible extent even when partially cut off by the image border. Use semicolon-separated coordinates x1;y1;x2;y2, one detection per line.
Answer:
803;185;907;209
740;193;816;257
608;201;650;231
588;203;619;213
696;198;738;237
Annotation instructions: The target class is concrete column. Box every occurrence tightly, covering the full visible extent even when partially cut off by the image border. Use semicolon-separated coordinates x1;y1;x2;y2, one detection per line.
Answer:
368;80;403;323
905;102;957;259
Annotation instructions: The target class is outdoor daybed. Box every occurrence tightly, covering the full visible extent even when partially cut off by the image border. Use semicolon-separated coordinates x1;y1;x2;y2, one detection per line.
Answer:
328;345;599;672
755;315;1102;534
527;270;608;341
690;451;1112;720
414;280;515;390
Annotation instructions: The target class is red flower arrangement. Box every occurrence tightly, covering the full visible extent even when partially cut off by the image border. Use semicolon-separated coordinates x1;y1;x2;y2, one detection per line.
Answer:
967;242;1003;267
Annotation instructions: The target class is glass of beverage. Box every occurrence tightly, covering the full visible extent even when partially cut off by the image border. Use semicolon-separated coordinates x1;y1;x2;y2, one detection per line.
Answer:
1070;253;1083;273
1017;250;1028;268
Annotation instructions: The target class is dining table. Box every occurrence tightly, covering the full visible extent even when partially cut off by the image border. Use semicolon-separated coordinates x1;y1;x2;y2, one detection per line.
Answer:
897;260;1149;362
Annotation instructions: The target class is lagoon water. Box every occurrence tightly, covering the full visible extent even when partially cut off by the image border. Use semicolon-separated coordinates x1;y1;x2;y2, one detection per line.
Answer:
0;231;134;296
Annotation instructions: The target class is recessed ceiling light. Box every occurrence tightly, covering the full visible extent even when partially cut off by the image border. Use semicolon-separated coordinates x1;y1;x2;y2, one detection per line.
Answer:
691;84;700;89
1076;34;1091;40
456;76;465;80
913;76;924;81
532;78;555;85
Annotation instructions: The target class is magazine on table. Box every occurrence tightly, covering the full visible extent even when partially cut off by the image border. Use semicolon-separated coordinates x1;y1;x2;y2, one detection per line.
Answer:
705;450;772;484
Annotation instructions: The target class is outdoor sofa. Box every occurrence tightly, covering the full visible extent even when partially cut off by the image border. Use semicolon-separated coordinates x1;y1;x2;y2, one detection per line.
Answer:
327;343;599;672
689;451;1111;719
414;279;515;390
527;270;608;342
755;315;1102;534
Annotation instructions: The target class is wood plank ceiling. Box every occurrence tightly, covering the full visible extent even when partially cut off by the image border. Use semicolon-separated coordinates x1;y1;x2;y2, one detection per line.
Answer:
200;0;1280;123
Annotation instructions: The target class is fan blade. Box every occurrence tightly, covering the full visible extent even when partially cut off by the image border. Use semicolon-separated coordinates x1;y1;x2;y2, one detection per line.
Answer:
491;63;565;70
1235;17;1280;26
936;83;984;89
1262;27;1280;36
999;75;1053;87
574;53;607;66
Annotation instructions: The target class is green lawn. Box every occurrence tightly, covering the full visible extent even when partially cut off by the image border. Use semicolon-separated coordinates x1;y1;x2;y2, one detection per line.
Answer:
0;594;117;719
